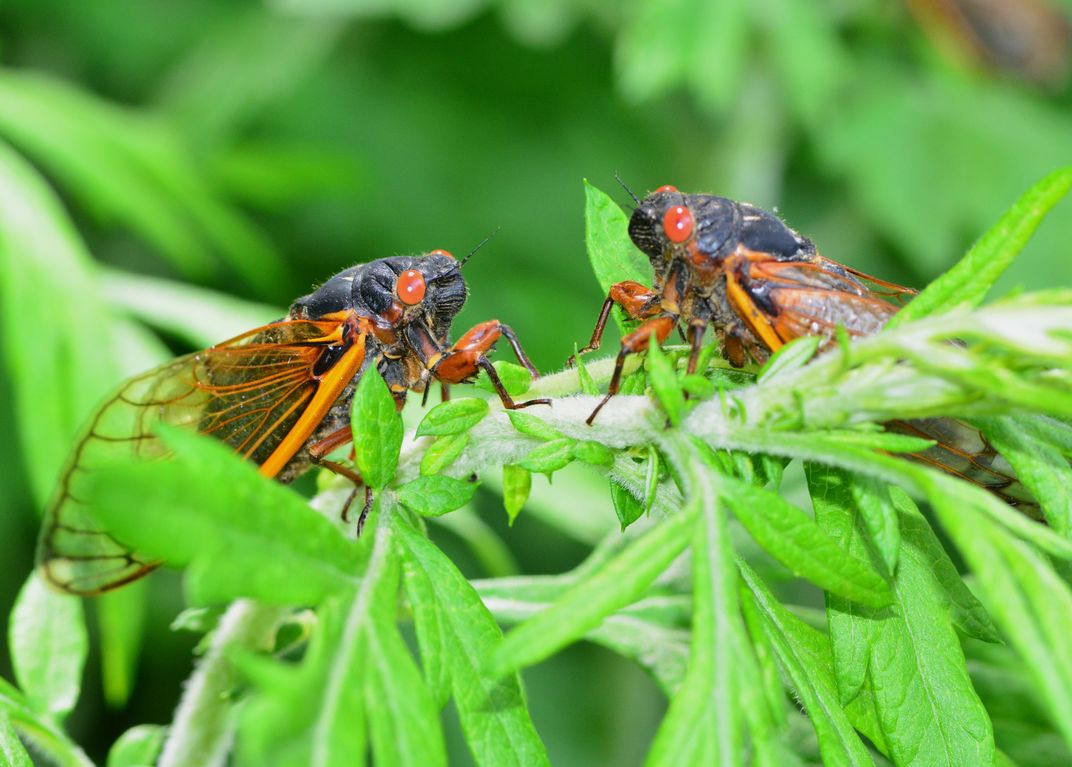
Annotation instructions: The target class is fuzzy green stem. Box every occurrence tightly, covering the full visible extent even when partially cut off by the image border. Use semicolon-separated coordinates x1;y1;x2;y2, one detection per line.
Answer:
156;600;288;767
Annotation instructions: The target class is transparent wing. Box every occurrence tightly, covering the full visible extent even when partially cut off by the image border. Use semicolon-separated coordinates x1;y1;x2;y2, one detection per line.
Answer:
38;318;351;595
736;258;904;345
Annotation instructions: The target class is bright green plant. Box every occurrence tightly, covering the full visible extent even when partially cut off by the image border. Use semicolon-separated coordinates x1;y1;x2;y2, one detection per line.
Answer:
2;164;1071;766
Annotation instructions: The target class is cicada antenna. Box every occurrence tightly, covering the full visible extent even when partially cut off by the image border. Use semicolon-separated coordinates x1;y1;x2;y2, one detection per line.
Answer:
614;171;641;206
460;226;501;269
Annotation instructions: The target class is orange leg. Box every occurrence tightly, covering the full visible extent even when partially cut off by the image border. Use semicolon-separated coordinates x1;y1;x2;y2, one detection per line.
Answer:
307;428;374;534
432;320;550;410
586;314;676;425
568;281;661;366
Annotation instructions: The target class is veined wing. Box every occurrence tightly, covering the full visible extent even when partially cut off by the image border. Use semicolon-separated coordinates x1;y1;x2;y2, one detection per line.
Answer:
38;316;366;595
726;253;905;350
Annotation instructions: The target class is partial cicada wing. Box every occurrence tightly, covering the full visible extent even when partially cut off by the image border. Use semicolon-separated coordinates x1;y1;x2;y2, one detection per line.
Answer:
38;317;362;595
727;255;906;350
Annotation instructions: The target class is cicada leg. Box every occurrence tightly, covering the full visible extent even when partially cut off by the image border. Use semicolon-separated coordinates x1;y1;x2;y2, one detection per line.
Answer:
586;314;676;425
567;280;661;366
308;426;374;534
432;320;551;409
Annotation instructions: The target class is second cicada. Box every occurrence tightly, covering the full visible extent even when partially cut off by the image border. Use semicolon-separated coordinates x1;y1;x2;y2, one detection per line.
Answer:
573;185;1031;507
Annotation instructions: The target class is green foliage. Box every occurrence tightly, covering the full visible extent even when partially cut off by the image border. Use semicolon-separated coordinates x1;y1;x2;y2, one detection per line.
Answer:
415;397;489;437
352;367;404;490
2;5;1072;764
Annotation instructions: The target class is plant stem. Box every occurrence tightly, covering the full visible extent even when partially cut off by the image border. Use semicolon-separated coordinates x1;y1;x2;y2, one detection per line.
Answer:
156;600;288;767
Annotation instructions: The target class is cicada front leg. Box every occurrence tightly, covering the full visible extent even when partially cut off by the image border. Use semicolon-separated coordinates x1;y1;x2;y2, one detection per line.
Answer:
586;313;677;425
567;280;661;367
432;320;550;410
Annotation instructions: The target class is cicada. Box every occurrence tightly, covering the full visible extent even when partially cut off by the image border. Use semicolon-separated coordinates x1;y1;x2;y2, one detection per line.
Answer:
573;185;1030;505
39;250;549;595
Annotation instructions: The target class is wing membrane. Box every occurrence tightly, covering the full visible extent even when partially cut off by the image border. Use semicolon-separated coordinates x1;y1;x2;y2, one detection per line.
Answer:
735;258;904;346
39;318;351;595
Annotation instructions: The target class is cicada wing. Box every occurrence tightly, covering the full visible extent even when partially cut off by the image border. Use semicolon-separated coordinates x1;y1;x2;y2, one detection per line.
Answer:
38;318;350;595
729;256;904;349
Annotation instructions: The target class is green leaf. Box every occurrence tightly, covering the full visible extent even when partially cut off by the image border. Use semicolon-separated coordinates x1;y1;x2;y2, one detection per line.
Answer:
400;540;452;709
0;679;93;767
396;476;478;517
930;493;1072;750
237;597;366;767
420;433;469;476
517;438;576;474
643;446;661;515
892;166;1072;326
574;349;600;396
757;336;821;383
97;583;148;708
847;477;901;575
101;269;279;349
571;440;614;466
680;374;715;399
8;574;86;720
507;410;563;441
492;504;699;676
362;528;447;767
352;366;403;489
0;714;32;767
502;465;531;525
0;71;287;294
647;462;744;766
982;415;1072;535
721;473;892;607
739;562;876;767
416;398;489;438
473;361;532;397
106;725;166;767
0;139;126;504
88;426;361;606
583;180;650;332
477;578;691;695
394;517;550;767
809;465;995;766
647;339;686;426
610;481;644;532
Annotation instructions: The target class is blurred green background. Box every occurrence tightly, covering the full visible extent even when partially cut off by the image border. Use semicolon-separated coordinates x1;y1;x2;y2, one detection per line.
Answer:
1;0;1071;763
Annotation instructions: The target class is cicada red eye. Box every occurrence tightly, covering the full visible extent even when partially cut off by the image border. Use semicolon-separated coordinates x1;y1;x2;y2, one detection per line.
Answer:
655;184;679;193
429;249;455;259
663;205;694;243
396;269;426;305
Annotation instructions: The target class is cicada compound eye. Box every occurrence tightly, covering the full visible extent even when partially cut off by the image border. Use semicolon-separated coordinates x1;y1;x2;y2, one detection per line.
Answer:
396;269;427;305
428;248;455;259
662;204;694;244
655;184;679;194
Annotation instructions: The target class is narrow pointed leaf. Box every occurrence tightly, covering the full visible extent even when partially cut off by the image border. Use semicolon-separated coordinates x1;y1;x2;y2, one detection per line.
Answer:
493;505;699;676
396;476;478;517
722;474;891;607
420;433;469;476
502;466;531;525
416;398;489;437
394;518;550;767
352;367;403;489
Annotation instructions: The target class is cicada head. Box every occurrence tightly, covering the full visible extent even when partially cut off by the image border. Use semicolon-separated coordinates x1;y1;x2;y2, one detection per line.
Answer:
629;186;743;267
352;251;468;340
